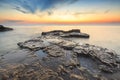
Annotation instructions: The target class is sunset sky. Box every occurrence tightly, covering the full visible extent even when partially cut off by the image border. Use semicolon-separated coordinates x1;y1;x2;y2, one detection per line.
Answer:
0;0;120;25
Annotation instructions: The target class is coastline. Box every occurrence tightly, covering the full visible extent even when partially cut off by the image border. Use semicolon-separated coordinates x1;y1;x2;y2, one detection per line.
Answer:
0;29;120;80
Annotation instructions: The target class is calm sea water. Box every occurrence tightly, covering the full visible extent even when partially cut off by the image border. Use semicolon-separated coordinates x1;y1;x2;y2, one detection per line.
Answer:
0;25;120;55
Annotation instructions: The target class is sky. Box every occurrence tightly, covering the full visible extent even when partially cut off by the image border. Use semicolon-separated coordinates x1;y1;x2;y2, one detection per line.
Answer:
0;0;120;25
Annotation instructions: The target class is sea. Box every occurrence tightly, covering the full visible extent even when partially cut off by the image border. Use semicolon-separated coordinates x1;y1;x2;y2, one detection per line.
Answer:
0;24;120;55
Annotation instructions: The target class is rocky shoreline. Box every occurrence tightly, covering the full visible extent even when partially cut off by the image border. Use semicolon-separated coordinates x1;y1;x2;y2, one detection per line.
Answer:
0;29;120;80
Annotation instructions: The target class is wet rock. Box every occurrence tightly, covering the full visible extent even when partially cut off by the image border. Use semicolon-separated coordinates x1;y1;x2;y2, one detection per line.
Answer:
42;30;64;36
45;38;63;44
99;65;114;73
42;29;81;36
42;29;89;38
105;49;117;56
61;32;89;38
73;45;118;69
115;55;120;63
97;52;117;67
77;67;96;80
93;74;108;80
45;38;77;50
63;58;80;68
73;47;88;56
58;65;69;74
0;25;13;32
43;45;65;57
0;62;63;80
58;40;77;50
70;74;86;80
17;39;50;50
65;29;81;33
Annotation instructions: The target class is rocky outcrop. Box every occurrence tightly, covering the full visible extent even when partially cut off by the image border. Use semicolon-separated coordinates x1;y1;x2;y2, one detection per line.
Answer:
42;29;90;38
0;25;13;32
73;44;118;70
17;39;50;50
0;29;120;80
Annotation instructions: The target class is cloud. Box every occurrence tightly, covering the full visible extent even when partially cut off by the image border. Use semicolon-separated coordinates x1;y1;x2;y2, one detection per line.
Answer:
0;19;26;26
13;6;29;14
74;9;111;16
74;11;96;15
0;0;78;14
2;20;24;23
104;9;110;14
47;11;53;15
73;11;97;17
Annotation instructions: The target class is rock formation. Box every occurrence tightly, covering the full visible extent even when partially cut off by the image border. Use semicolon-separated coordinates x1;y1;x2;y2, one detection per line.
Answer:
0;29;120;80
42;29;90;38
0;25;13;32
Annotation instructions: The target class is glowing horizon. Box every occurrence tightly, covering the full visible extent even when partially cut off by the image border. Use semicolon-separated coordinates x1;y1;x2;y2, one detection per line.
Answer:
0;0;120;25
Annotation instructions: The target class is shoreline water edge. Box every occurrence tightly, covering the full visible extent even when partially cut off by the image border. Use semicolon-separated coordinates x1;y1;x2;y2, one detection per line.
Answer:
0;29;120;80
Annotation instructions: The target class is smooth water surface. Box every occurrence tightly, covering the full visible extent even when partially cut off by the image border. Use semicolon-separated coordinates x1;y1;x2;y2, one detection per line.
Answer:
0;25;120;55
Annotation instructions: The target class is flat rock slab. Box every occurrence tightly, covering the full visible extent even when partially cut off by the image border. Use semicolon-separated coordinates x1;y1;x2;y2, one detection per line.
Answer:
17;39;50;50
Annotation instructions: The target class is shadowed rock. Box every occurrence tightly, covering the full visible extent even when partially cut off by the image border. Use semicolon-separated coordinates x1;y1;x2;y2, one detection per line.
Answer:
0;25;13;32
73;44;119;73
42;29;90;38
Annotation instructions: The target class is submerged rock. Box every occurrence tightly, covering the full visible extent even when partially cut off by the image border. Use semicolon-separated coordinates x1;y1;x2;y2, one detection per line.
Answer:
0;62;63;80
0;25;13;32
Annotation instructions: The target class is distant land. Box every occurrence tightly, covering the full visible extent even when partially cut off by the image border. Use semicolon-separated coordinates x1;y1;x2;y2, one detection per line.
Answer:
0;25;13;32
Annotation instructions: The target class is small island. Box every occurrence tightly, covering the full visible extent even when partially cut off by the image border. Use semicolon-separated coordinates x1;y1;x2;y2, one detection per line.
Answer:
42;29;90;38
0;25;13;32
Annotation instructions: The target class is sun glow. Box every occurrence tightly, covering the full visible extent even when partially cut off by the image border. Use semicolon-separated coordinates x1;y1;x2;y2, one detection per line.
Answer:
0;0;120;25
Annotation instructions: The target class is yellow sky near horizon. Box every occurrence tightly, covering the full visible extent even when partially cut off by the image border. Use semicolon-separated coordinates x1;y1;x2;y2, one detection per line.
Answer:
0;0;120;25
0;9;120;24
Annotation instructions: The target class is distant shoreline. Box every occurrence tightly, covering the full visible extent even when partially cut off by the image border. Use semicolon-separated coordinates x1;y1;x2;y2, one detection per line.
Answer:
0;25;13;32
